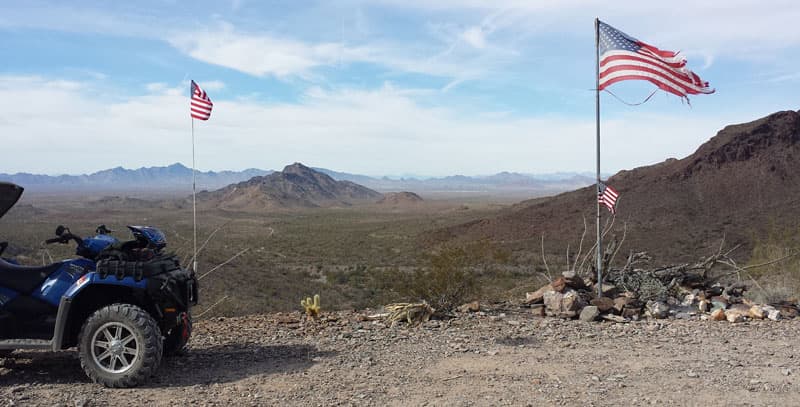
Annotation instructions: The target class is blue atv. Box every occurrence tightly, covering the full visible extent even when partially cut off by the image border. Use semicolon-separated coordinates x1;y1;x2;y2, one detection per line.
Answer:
0;182;198;387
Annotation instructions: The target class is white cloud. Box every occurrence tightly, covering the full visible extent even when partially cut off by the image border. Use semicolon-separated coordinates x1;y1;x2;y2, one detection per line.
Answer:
168;23;361;78
165;22;508;84
0;75;751;177
145;82;168;93
199;80;226;91
461;26;487;49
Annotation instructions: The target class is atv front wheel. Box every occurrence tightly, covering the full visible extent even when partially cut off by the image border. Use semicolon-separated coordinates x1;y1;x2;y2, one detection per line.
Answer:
78;304;163;388
163;312;192;356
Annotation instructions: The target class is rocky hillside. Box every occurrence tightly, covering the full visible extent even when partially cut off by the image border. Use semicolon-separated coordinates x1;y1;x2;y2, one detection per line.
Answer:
197;163;383;210
431;110;800;262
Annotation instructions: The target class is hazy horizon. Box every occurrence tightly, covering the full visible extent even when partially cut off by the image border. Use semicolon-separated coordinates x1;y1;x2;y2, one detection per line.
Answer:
1;161;602;180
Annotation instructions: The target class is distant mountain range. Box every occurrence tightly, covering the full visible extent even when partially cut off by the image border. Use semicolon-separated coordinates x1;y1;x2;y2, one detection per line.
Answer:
1;164;595;196
0;163;271;192
313;168;594;195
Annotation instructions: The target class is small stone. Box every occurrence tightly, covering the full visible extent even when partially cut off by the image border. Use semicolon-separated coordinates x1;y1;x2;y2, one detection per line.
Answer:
579;306;600;322
525;284;553;304
726;309;745;323
551;277;567;293
710;308;726;321
457;301;481;313
782;368;792;376
530;304;546;317
613;295;635;313
646;301;669;319
590;297;615;313
749;305;766;320
710;296;729;310
698;300;711;312
687;371;699;378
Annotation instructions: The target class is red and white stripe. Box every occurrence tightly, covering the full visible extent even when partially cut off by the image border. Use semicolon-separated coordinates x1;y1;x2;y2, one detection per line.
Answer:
599;42;714;98
598;185;619;214
190;81;213;121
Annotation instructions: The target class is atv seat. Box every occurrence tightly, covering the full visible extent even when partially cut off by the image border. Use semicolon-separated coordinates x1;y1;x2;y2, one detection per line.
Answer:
0;259;61;294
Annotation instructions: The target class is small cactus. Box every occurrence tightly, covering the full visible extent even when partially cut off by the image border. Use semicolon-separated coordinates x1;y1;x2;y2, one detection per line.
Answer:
301;294;321;319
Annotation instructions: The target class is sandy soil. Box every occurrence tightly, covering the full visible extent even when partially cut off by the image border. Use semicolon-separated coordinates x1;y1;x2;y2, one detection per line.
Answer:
2;309;800;406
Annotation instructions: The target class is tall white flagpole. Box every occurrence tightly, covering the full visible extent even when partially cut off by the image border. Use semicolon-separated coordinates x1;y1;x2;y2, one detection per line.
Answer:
191;114;198;273
595;18;603;297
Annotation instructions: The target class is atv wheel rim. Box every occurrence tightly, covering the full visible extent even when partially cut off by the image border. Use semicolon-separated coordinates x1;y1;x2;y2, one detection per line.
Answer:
91;322;140;374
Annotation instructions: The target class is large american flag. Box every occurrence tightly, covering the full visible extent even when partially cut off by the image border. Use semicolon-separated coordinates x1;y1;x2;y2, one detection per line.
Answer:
598;20;714;98
190;80;213;121
598;182;619;214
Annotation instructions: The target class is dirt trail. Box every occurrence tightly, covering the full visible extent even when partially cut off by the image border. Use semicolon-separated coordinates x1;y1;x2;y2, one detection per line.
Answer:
2;310;799;406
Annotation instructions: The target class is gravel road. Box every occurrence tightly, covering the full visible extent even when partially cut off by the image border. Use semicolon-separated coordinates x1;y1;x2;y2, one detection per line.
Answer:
2;308;799;406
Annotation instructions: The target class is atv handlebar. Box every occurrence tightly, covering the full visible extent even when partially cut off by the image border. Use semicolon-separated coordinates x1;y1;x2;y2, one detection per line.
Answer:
45;225;84;246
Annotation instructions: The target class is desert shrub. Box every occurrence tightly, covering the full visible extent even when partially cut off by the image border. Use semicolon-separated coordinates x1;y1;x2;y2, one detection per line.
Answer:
744;227;800;303
391;241;511;312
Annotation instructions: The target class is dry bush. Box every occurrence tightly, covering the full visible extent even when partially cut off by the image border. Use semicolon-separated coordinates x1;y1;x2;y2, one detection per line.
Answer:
388;241;511;312
744;227;800;303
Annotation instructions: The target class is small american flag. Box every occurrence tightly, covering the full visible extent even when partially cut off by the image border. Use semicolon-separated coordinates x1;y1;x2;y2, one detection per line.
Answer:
190;80;213;120
598;182;619;214
598;20;714;98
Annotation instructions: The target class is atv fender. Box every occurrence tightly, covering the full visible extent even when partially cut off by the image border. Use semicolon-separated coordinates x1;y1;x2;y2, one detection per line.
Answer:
53;273;149;350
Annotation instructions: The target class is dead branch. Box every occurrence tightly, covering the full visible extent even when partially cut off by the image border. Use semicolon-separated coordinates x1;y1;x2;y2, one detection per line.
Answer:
608;222;628;267
577;212;617;275
198;248;250;281
742;250;800;270
185;220;232;268
572;215;587;272
196;295;230;319
541;234;552;281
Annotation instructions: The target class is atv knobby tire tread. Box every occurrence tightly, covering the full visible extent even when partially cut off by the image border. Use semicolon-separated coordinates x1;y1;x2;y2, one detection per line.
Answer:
78;303;163;388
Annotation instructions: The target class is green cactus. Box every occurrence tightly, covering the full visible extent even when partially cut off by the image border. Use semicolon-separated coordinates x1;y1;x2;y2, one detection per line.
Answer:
301;294;321;318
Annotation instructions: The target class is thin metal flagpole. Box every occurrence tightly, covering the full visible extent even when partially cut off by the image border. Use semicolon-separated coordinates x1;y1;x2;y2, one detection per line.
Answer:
191;115;198;273
594;18;603;298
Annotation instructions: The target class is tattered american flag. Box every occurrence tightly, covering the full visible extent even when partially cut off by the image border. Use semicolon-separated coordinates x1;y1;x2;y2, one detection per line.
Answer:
598;20;714;98
190;80;213;120
598;182;619;214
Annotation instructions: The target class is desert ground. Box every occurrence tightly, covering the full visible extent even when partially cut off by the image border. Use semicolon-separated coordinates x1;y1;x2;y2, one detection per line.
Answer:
2;308;799;406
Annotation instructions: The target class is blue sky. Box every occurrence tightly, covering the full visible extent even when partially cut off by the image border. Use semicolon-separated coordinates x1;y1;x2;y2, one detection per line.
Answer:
2;0;799;176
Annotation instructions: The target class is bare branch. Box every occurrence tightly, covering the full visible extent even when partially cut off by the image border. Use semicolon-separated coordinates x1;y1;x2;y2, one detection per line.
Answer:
185;220;233;267
541;234;552;281
573;215;587;272
196;295;230;319
608;222;628;267
198;248;250;281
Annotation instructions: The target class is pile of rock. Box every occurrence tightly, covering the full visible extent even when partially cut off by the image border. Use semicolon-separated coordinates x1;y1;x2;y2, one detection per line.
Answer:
524;271;800;323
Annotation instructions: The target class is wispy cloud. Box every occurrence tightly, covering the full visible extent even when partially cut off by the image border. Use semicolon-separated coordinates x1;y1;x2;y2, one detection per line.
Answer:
166;21;515;85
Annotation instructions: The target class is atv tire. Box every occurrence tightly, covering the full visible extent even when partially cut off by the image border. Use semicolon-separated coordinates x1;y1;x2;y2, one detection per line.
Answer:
78;304;163;388
163;313;192;356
